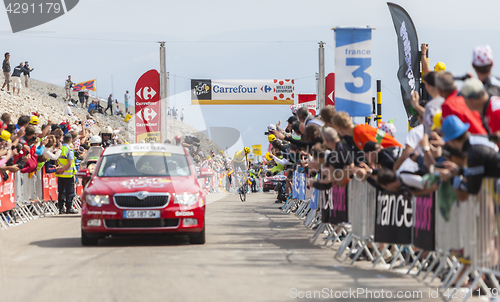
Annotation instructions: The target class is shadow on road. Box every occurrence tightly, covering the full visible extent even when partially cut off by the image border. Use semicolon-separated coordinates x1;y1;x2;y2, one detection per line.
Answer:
29;235;191;248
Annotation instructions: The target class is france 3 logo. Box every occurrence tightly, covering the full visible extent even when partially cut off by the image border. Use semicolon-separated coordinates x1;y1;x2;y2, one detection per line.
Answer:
4;0;79;33
191;79;212;100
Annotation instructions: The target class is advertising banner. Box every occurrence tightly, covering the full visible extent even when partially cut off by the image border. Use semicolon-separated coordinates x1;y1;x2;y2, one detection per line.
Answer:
412;193;435;251
334;27;372;116
42;169;58;201
387;3;420;119
325;73;335;107
292;172;306;200
135;69;161;143
374;189;413;244
321;186;348;224
298;94;317;115
0;172;15;212
191;79;294;105
252;144;262;156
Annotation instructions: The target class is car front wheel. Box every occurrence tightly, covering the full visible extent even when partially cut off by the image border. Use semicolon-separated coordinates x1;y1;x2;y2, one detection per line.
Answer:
189;226;205;245
81;229;99;246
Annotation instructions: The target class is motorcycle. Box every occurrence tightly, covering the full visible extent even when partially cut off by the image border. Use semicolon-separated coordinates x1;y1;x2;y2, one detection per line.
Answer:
78;146;103;187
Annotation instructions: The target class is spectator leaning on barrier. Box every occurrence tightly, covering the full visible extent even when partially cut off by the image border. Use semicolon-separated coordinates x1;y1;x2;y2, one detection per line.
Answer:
55;133;78;214
459;77;500;137
1;52;11;93
421;72;445;135
438;115;500;200
472;45;500;97
438;72;487;135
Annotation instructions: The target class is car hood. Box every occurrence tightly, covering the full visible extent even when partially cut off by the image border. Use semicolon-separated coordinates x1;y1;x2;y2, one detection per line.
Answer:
85;176;201;195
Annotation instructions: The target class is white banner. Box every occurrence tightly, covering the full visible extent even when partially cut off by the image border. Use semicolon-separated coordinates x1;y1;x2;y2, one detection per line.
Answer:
191;79;294;105
335;28;372;116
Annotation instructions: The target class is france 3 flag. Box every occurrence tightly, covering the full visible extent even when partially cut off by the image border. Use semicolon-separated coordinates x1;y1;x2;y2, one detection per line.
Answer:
334;27;372;117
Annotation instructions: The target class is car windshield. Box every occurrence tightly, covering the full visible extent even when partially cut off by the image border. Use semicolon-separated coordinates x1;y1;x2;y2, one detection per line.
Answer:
96;152;191;177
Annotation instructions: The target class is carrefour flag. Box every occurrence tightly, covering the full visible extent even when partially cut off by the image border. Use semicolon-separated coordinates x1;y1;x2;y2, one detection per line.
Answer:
73;79;96;91
334;27;372;116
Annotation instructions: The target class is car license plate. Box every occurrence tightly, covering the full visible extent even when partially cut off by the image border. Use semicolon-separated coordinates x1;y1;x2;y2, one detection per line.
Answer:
123;210;160;219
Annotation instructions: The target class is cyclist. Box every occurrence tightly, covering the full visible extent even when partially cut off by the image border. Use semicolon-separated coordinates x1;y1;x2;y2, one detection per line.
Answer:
232;147;251;191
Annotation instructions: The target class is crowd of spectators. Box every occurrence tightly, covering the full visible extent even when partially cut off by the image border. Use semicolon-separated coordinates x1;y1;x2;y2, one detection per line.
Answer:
262;44;500;206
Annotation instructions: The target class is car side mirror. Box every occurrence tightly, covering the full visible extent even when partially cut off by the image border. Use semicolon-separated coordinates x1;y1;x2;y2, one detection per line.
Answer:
76;169;91;179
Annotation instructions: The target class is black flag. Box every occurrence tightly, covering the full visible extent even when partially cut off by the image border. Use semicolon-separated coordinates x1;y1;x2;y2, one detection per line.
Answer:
387;2;420;121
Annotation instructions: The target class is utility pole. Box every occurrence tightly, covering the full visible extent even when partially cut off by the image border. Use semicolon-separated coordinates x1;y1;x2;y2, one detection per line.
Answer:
318;41;325;111
159;42;167;143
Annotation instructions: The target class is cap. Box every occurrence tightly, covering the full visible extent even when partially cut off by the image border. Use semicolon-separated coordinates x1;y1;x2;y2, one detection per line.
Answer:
473;45;493;67
68;102;72;106
268;134;276;142
423;71;437;87
30;115;39;125
442;115;470;142
287;116;298;124
363;141;378;153
267;124;277;132
378;121;396;137
434;62;446;72
0;130;11;142
458;78;485;99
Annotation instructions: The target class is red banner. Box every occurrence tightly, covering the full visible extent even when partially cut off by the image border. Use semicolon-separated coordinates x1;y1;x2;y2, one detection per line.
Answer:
135;69;161;143
298;94;317;115
42;169;58;201
0;172;15;212
325;73;335;107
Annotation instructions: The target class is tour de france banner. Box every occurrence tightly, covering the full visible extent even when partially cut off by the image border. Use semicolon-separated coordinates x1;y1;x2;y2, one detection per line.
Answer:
321;186;348;225
412;193;435;251
387;2;420;118
375;189;413;244
191;79;294;105
334;27;372;117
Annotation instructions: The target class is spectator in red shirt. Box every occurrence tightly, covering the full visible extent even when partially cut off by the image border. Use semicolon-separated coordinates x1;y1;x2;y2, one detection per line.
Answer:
460;77;500;136
437;72;487;135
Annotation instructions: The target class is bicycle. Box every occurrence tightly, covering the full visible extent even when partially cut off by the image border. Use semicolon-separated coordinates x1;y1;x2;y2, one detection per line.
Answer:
236;170;248;202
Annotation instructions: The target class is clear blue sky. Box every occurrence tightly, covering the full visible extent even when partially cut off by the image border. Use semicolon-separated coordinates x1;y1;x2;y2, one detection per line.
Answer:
0;0;498;155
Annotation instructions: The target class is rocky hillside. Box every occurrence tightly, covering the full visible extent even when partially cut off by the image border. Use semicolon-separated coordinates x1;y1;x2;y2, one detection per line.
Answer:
0;75;222;153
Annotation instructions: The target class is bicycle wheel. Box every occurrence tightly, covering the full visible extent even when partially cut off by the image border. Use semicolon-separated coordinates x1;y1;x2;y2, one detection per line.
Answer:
239;184;247;202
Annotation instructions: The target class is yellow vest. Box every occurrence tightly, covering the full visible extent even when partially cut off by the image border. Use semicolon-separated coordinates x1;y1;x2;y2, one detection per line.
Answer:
55;145;76;178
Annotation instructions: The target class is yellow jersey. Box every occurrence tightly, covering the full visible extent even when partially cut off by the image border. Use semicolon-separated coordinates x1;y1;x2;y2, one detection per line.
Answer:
233;150;247;163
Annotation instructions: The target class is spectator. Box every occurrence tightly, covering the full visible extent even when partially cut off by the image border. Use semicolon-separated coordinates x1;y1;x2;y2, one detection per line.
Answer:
84;89;89;107
104;94;113;116
124;90;130;113
393;101;425;171
64;75;74;101
472;45;500;97
114;106;124;117
181;108;185;122
438;72;487;135
78;89;85;108
460;77;500;136
11;62;29;95
64;102;73;116
438;115;500;199
88;100;97;115
421;72;445;135
22;61;33;88
1;52;11;93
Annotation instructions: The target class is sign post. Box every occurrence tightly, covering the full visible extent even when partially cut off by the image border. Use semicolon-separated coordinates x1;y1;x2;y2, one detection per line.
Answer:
135;69;161;143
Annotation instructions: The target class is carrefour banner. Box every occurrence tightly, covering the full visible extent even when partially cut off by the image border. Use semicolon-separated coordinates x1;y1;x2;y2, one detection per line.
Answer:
334;28;372;116
191;79;294;105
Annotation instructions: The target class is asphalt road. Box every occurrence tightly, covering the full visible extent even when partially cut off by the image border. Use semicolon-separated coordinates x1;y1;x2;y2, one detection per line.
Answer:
0;193;481;302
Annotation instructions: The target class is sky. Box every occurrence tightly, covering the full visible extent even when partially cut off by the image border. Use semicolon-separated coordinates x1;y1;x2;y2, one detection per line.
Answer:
0;0;499;156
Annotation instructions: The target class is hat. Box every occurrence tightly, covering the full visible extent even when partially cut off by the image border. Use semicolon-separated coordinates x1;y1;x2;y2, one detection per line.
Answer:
442;115;470;142
363;141;378;153
0;130;11;142
458;78;485;99
423;71;437;87
434;62;446;72
378;120;396;137
30;115;39;125
473;45;493;67
268;134;276;142
68;102;72;106
287;116;298;124
267;124;277;132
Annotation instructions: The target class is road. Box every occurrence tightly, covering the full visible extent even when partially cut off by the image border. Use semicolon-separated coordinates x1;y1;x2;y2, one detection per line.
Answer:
0;193;480;302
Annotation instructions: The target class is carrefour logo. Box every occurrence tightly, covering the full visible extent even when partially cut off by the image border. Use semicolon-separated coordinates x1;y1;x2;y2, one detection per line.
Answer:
213;85;257;93
261;85;273;93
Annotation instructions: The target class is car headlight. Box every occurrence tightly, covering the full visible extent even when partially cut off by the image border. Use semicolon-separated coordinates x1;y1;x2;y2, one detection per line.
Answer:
174;193;199;206
86;195;110;207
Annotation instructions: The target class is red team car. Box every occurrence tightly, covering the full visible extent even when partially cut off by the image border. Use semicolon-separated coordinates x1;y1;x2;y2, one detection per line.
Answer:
77;143;207;246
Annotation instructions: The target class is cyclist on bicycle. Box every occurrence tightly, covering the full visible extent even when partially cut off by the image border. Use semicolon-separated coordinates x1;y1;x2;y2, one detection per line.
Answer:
232;147;251;190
